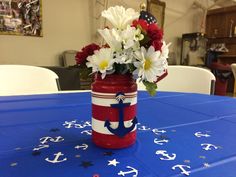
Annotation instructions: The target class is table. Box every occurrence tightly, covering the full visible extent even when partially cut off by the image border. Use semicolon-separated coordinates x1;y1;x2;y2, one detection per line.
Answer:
0;91;236;177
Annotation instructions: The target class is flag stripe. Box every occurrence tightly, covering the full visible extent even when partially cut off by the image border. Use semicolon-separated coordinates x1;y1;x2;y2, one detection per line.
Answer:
92;130;136;149
92;104;136;121
92;117;136;135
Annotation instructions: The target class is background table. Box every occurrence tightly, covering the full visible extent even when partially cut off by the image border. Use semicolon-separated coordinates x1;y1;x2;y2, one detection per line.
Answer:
0;91;236;177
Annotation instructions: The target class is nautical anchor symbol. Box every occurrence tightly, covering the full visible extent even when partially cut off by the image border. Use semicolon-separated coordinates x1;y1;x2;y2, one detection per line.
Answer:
138;126;150;131
201;143;219;151
156;150;176;161
75;143;88;150
118;166;138;177
63;120;77;128
172;164;191;176
81;130;92;135
194;132;211;138
154;138;169;145
75;121;92;129
50;136;64;143
40;136;64;144
33;144;49;151
104;92;138;137
152;128;166;135
45;152;67;164
40;136;52;144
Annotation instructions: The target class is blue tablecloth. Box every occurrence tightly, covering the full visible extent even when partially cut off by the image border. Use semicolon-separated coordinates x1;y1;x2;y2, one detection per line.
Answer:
0;91;236;177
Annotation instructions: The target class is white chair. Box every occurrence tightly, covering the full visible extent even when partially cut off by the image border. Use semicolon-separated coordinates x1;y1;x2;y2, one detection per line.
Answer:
0;65;60;96
231;64;236;78
137;65;216;95
231;63;236;94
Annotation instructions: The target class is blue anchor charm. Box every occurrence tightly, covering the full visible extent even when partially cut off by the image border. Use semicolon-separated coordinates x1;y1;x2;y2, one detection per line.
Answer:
104;92;138;137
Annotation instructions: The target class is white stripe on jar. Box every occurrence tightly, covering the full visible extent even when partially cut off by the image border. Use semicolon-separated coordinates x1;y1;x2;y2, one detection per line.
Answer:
92;91;137;107
92;118;137;135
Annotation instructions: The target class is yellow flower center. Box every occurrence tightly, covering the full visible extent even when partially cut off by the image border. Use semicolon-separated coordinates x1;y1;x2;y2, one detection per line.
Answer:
144;58;152;70
99;60;108;70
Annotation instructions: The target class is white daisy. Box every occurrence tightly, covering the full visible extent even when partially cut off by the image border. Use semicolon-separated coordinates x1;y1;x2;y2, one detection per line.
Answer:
133;46;168;82
86;48;115;79
101;6;139;30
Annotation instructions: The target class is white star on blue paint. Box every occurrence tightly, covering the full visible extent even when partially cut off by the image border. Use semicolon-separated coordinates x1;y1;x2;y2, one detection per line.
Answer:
108;159;120;167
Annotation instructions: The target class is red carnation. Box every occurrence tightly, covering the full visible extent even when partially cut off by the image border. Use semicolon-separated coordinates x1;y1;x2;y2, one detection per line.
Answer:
146;23;163;51
152;40;163;51
132;19;148;31
75;43;100;65
148;23;158;31
147;25;163;41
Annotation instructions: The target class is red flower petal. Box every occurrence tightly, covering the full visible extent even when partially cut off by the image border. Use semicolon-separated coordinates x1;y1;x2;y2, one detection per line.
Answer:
132;19;148;31
75;43;100;65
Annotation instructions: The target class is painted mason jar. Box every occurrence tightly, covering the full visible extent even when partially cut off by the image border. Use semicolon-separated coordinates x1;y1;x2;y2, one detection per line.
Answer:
91;73;137;149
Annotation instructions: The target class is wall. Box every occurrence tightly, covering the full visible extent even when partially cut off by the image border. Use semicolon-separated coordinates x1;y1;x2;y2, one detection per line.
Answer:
162;0;204;64
0;0;91;66
0;0;211;66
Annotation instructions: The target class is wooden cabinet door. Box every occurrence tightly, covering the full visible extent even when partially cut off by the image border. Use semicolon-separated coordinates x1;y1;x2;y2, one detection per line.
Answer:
225;12;236;37
206;13;227;38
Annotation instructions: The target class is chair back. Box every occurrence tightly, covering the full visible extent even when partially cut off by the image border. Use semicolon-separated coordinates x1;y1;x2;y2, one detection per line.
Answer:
137;65;216;95
231;64;236;79
0;65;59;96
231;64;236;92
62;50;77;67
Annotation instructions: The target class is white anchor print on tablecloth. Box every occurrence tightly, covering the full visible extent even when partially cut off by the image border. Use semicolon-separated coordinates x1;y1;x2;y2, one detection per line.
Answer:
63;120;92;129
138;125;150;131
156;150;176;161
75;121;92;129
152;128;166;135
172;164;191;176
45;152;67;164
33;144;49;151
63;120;77;128
201;143;219;151
81;130;92;135
40;136;64;144
154;138;169;145
194;132;211;138
74;143;88;150
118;166;138;177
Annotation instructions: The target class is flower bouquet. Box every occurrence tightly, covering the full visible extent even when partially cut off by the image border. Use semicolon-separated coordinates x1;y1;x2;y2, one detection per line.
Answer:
76;6;169;149
76;6;169;95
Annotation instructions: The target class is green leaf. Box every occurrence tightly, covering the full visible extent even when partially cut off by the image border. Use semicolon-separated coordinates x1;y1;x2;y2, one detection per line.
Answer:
139;35;151;47
114;64;129;74
128;64;135;72
143;81;158;96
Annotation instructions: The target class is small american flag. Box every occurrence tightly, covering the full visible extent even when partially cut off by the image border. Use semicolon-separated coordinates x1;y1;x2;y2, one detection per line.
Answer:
139;11;157;24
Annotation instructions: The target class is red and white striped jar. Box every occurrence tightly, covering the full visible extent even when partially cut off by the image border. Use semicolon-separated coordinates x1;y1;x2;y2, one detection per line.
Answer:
91;73;137;149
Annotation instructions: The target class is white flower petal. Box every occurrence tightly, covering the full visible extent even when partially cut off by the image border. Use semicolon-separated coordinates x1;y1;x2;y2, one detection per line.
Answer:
86;48;115;78
133;46;168;82
98;29;122;51
102;6;139;29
